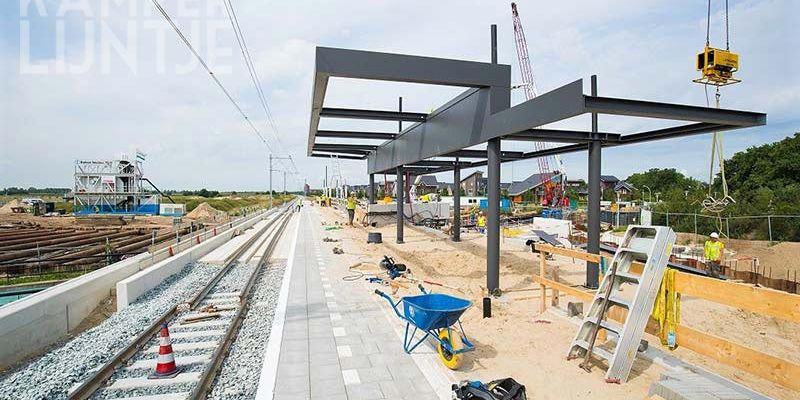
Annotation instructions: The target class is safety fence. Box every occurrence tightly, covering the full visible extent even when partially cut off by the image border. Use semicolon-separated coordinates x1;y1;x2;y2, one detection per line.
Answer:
651;211;800;242
531;243;800;392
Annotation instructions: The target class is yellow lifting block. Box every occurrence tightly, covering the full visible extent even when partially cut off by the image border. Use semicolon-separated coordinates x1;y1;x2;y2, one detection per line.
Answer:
693;46;741;86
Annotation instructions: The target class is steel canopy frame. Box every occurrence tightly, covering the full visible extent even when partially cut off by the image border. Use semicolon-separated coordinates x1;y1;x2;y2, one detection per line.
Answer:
306;43;766;298
308;46;511;156
307;46;765;173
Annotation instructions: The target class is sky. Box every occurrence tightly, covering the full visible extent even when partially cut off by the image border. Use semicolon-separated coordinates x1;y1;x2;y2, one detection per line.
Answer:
1;0;798;192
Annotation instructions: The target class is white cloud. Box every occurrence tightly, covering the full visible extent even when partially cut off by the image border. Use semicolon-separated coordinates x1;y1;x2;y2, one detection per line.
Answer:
1;0;797;190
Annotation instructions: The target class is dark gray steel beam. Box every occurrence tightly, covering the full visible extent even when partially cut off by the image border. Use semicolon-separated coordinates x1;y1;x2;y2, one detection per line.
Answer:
619;122;729;145
586;76;600;289
486;140;501;294
521;144;585;159
408;160;471;167
396;166;404;244
585;96;767;127
320;108;427;122
367;80;581;173
481;79;586;139
313;143;377;151
315;46;512;88
316;130;397;140
308;46;511;155
486;24;501;305
453;160;461;242
310;153;365;160
368;174;375;204
313;149;370;157
399;166;439;174
506;129;621;143
445;149;524;159
517;122;734;160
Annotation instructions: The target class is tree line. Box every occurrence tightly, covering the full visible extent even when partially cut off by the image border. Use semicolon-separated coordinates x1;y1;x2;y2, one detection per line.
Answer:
625;133;800;241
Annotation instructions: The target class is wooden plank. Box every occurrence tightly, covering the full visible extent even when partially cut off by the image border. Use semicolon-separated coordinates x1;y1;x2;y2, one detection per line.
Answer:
675;324;800;391
674;271;800;323
606;306;800;391
531;274;594;302
534;244;604;263
551;265;560;307
539;254;547;313
531;247;800;390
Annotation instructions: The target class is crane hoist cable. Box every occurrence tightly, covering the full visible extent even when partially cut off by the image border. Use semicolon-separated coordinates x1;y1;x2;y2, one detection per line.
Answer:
695;0;739;220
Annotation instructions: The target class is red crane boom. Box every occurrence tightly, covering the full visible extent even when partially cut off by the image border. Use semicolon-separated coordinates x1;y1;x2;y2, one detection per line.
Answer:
511;2;563;206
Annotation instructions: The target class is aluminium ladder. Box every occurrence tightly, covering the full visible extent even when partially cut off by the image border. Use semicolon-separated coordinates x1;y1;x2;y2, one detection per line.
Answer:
567;225;676;383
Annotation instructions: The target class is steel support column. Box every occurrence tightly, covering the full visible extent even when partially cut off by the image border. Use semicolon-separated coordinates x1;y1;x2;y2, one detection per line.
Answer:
453;160;461;242
487;138;501;294
369;174;375;204
486;24;501;301
396;166;404;244
586;75;601;289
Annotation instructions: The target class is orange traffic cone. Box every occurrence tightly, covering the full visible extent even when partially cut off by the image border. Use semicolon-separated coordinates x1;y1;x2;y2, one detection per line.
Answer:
148;323;182;379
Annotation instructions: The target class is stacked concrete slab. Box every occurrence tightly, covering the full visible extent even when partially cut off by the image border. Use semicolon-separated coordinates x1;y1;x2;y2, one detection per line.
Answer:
649;369;763;400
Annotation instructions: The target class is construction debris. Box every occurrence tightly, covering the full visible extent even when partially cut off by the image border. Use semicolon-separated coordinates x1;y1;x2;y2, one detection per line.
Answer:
181;312;221;324
0;199;23;214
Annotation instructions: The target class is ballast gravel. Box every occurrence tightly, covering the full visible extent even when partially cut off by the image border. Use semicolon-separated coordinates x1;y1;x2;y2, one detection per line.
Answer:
92;261;258;399
208;259;286;400
0;262;218;400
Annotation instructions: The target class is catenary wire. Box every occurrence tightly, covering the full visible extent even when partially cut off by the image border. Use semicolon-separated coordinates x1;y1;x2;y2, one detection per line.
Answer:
223;0;299;174
149;0;278;155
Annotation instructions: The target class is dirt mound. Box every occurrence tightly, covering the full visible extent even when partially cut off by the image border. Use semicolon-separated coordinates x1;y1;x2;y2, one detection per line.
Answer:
185;202;227;222
0;199;22;213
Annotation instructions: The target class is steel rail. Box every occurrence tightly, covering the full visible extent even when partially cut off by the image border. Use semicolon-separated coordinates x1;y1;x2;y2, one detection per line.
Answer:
66;205;287;400
190;205;294;399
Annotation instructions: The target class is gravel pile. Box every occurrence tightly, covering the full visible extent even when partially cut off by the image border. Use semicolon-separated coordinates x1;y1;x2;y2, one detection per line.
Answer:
208;259;287;399
0;262;218;399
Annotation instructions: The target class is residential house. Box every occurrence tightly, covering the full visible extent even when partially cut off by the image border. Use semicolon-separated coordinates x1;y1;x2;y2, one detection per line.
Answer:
460;171;485;196
565;179;588;200
414;175;441;196
507;172;562;203
413;175;454;196
613;181;635;199
600;175;620;191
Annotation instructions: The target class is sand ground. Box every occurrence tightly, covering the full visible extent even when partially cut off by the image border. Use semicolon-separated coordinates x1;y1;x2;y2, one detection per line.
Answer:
317;204;799;400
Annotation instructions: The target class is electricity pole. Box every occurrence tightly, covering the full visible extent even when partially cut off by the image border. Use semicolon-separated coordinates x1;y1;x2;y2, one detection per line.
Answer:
268;154;293;208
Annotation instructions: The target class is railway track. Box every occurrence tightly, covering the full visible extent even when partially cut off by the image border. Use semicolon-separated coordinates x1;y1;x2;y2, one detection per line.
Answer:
66;201;296;400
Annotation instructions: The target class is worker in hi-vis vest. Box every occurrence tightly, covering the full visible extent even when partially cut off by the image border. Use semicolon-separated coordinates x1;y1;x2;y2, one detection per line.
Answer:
704;232;725;279
346;192;357;226
477;211;487;234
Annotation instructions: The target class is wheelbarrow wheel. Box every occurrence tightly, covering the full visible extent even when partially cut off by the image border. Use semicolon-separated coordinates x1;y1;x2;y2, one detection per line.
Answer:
437;329;463;370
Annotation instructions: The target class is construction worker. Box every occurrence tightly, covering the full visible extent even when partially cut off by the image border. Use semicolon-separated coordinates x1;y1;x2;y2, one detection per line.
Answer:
477;211;487;234
704;232;725;279
346;192;357;226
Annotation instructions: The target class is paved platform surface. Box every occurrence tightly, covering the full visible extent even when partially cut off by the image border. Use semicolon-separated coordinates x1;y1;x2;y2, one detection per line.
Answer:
267;205;442;400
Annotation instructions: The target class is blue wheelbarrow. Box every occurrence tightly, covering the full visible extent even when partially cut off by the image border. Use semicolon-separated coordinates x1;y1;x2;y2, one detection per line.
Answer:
375;286;475;369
